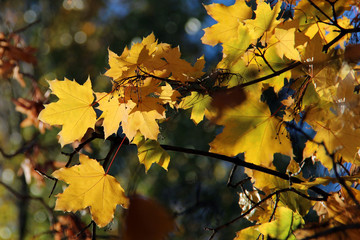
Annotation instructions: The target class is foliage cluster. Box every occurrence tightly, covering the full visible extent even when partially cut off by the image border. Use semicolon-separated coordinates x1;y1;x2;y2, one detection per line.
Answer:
1;0;360;239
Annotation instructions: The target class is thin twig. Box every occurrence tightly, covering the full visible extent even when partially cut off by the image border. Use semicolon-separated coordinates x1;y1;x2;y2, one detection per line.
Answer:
206;187;326;239
307;0;336;25
12;19;41;34
0;180;54;220
0;136;38;158
268;193;280;222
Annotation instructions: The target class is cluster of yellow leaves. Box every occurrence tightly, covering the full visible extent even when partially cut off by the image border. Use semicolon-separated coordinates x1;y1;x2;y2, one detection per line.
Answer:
35;0;360;237
38;34;205;228
39;33;204;146
199;1;360;238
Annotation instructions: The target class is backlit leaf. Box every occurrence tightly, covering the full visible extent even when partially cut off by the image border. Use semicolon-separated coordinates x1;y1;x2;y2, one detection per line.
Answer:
132;133;170;172
38;78;97;146
52;154;129;227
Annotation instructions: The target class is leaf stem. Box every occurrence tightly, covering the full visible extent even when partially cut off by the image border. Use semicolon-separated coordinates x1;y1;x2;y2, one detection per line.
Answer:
105;136;126;174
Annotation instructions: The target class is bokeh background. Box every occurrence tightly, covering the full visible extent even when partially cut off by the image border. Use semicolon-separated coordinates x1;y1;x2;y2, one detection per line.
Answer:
0;0;251;239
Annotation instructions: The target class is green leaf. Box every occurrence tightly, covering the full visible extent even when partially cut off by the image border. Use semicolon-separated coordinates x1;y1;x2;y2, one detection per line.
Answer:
258;207;304;240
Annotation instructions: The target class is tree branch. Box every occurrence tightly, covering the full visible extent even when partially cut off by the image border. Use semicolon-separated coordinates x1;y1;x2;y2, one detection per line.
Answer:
0;180;54;220
161;144;329;198
0;136;38;158
301;223;360;240
206;187;326;239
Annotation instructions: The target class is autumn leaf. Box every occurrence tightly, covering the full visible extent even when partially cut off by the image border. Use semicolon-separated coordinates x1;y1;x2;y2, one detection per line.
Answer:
132;133;170;172
209;89;293;167
234;226;261;240
96;92;136;139
52;154;129;227
51;215;91;240
38;78;97;146
219;26;252;70
201;0;253;46
258;207;304;240
161;47;205;82
13;97;49;133
244;1;281;40
179;91;212;124
273;28;301;61
304;118;360;168
122;106;164;141
105;33;169;83
123;194;175;240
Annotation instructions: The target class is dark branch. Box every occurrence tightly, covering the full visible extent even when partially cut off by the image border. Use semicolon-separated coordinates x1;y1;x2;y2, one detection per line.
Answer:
0;180;54;220
236;61;302;89
12;19;41;34
160;144;329;198
301;223;360;240
0;136;38;158
206;187;326;239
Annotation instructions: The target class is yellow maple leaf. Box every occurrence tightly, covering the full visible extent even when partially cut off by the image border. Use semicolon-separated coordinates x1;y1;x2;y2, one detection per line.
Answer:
179;92;212;124
132;133;170;172
273;28;301;61
244;1;281;40
122;106;164;141
305;119;360;168
38;78;97;146
105;33;170;83
96;92;136;139
209;89;293;167
220;26;252;69
201;0;252;46
52;154;129;227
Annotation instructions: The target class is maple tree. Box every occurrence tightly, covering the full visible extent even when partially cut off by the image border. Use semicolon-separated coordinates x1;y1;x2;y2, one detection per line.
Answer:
2;0;360;239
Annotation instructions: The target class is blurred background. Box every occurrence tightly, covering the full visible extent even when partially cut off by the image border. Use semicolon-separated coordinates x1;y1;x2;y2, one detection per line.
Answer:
0;0;249;239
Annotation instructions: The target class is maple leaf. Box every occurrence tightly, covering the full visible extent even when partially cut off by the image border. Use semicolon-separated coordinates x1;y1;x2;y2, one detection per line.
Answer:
209;88;293;167
201;0;253;46
179;92;212;124
13;97;49;133
96;92;136;139
234;227;261;240
161;47;205;82
0;33;37;87
220;26;252;70
132;133;170;172
295;189;360;239
52;154;129;227
244;1;281;40
273;28;301;61
258;207;304;240
234;207;303;240
122;107;164;141
159;83;180;108
38;78;97;146
304;119;360;168
105;33;170;83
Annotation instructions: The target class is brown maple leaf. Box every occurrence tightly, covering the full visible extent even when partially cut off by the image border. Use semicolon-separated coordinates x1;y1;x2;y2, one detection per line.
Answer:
0;32;37;87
